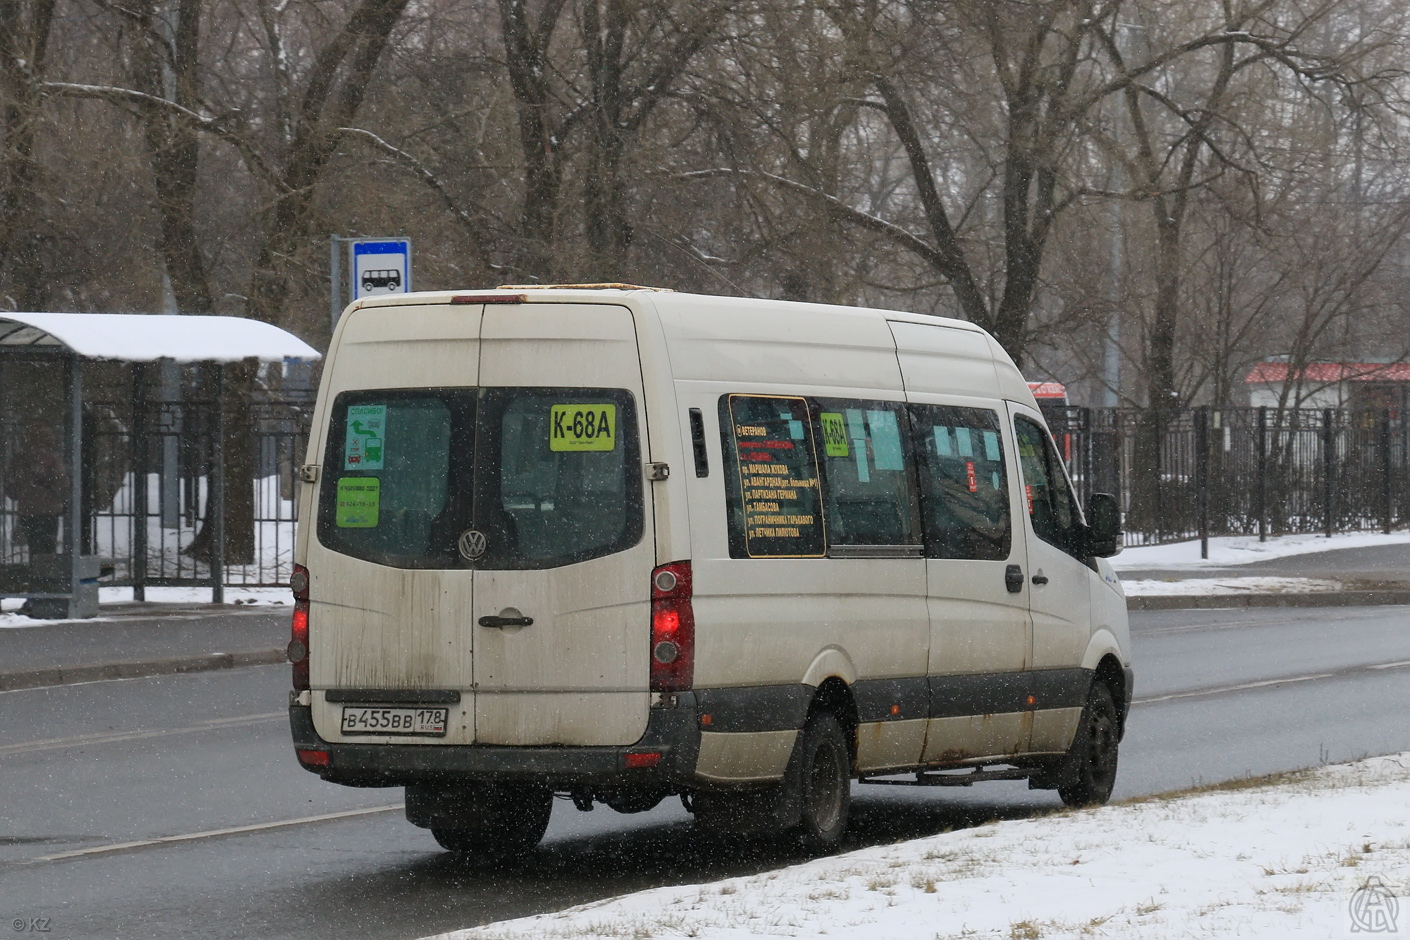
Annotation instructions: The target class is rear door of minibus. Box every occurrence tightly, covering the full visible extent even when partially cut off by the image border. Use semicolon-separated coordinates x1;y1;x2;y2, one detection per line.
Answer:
470;301;654;746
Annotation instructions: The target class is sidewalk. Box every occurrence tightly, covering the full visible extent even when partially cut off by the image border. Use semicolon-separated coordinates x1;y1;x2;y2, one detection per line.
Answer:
4;535;1410;693
0;597;288;692
1112;531;1410;610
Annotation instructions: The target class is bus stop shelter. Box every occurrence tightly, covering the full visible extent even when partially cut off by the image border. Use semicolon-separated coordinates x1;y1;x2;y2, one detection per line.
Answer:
0;313;319;618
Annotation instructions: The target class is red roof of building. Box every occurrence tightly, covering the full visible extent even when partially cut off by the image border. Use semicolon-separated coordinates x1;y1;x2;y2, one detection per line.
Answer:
1245;362;1410;384
1026;381;1068;399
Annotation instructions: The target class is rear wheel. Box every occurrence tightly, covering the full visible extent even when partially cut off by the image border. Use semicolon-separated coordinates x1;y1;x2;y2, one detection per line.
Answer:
1057;683;1119;808
410;784;553;862
790;711;851;851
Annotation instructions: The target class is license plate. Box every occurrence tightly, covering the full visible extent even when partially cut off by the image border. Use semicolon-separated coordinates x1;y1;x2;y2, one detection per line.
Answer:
340;706;449;736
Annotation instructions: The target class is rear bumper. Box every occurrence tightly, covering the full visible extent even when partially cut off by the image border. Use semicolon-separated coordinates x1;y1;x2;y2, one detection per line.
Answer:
288;693;701;790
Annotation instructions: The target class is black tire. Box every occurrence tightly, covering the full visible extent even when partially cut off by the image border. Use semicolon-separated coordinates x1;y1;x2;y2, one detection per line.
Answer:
1057;683;1120;808
790;711;851;851
426;785;552;863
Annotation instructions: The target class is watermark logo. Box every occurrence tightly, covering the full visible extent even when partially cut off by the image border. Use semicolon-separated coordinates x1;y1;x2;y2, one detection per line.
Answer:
1349;877;1401;934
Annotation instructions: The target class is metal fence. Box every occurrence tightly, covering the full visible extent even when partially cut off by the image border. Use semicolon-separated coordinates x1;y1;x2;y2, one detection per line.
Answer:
1046;406;1410;548
71;395;311;591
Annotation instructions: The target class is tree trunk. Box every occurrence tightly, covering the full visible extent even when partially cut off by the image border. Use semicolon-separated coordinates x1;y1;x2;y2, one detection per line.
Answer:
499;0;569;279
0;0;57;310
129;0;215;315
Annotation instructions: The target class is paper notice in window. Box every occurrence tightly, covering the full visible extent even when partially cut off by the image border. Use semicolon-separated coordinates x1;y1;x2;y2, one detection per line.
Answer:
336;477;380;528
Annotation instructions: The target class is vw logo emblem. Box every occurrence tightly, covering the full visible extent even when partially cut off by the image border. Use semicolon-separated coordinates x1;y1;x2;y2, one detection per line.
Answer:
458;529;488;561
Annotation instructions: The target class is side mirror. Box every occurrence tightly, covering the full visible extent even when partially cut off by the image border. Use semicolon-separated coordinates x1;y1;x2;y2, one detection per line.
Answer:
1084;493;1122;557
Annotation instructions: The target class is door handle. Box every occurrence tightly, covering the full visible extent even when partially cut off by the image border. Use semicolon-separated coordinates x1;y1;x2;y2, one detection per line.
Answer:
1004;564;1024;594
1031;572;1049;586
478;615;534;628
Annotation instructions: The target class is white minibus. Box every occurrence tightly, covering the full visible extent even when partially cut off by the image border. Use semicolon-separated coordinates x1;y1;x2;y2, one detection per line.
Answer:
287;286;1131;861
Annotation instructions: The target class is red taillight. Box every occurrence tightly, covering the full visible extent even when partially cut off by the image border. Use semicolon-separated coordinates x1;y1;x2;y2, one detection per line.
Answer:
289;563;310;691
650;561;693;692
624;752;662;769
296;748;329;768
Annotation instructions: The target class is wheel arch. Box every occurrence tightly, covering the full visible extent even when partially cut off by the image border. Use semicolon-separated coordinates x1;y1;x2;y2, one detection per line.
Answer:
1092;653;1129;740
809;676;859;764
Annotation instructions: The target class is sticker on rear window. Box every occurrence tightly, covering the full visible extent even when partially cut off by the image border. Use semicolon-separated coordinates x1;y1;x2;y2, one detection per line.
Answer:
345;404;386;470
550;404;617;452
336;477;381;527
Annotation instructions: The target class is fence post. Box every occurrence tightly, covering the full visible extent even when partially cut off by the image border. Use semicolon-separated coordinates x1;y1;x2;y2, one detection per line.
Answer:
1256;407;1267;542
211;366;225;604
1196;406;1209;559
131;364;148;602
1382;409;1393;535
1323;408;1335;538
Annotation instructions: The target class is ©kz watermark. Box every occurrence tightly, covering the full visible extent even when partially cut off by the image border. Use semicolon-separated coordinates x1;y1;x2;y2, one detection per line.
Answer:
1349;877;1401;934
10;919;51;933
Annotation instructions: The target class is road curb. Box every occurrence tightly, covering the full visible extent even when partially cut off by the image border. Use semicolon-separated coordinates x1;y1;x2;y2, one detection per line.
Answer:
0;648;287;692
1128;589;1410;611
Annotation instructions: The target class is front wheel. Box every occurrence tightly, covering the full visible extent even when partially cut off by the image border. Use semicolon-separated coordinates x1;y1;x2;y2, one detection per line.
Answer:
1057;683;1120;808
790;712;851;851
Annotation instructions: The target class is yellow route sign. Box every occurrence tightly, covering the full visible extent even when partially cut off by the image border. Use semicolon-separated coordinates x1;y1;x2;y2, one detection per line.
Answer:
550;404;617;452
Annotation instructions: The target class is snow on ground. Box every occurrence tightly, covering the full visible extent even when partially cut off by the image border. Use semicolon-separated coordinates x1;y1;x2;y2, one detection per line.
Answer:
428;754;1410;940
0;585;287;628
1121;576;1343;596
1112;529;1410;570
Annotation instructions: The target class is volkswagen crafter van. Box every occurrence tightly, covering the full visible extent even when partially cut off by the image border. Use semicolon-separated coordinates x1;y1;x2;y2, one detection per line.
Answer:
287;286;1131;860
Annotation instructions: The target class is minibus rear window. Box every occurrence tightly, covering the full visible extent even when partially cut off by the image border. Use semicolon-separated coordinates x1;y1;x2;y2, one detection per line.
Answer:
474;388;643;569
317;390;472;568
317;387;642;569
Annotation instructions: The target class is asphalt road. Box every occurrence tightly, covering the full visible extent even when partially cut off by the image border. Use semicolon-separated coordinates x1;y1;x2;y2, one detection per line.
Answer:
4;604;1410;940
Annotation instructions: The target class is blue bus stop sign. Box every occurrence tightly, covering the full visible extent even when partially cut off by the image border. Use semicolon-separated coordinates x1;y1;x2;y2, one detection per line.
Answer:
351;239;411;300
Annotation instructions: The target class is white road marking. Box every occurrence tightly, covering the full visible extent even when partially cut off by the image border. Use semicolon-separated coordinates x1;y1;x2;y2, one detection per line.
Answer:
29;804;403;863
1135;673;1334;705
0;712;285;757
1134;657;1410;705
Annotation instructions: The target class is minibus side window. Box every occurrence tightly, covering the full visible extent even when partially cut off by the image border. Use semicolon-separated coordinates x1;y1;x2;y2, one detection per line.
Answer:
718;394;826;558
1014;415;1083;557
909;404;1011;561
812;399;921;547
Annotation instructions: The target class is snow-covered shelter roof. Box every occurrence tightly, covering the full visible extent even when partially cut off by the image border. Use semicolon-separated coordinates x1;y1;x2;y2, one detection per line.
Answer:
0;312;320;362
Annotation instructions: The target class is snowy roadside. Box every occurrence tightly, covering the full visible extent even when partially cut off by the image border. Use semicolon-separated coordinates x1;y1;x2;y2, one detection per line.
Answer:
1120;576;1344;597
1111;529;1410;570
0;585;288;629
1112;531;1410;597
427;753;1410;940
